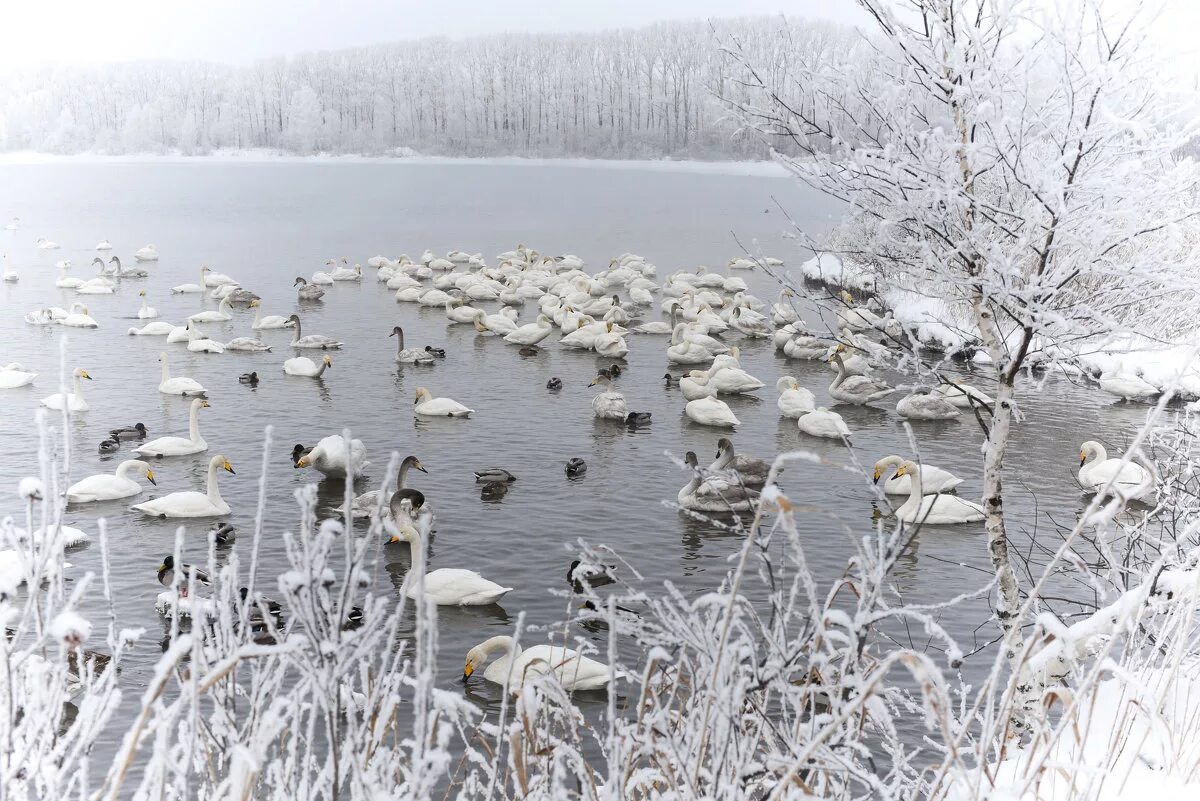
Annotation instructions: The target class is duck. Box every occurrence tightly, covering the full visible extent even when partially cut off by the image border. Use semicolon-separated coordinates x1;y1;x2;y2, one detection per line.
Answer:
565;458;587;477
110;423;148;439
224;336;272;352
156;555;211;595
132;455;234;518
474;468;516;483
873;455;963;495
290;444;313;466
414;387;473;417
288;315;342;349
896;388;960;420
1078;441;1154;500
295;434;369;478
294;277;326;301
187;296;234;323
134;244;159;262
0;364;37;389
390;326;435;364
463;635;614;690
546;377;563;391
249;299;295;329
67;460;156;502
828;349;894;405
283;354;333;377
40;368;92;412
61;303;99;328
677;451;758;512
388;504;512;606
518;346;540;357
797;407;850;439
172;266;210;294
239;587;283;618
588;374;629;420
932;382;994;408
135;398;209;458
685;396;740;428
135;290;158;319
98;436;121;454
127;321;176;336
892;460;984;524
157;352;207;396
776;376;816;418
504;314;554;346
424;346;446;358
210;522;237;545
707;438;771;487
1098;361;1158;402
625;411;652;426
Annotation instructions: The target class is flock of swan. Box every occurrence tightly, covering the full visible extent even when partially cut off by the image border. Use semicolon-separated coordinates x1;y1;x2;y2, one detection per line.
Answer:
1;235;1160;691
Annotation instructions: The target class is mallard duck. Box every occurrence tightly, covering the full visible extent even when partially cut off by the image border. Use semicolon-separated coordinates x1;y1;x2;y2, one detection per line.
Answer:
98;436;121;454
565;458;587;476
474;468;516;483
209;522;236;545
157;555;211;596
239;372;259;385
567;560;616;593
110;423;148;439
424;346;446;358
546;377;563;391
291;444;312;466
625;411;652;426
519;346;540;357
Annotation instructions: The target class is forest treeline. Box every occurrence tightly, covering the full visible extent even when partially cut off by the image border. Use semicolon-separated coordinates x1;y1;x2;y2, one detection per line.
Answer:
0;16;855;160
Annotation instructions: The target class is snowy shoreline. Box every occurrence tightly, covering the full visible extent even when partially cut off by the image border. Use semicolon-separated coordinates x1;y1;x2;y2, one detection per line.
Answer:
0;149;791;177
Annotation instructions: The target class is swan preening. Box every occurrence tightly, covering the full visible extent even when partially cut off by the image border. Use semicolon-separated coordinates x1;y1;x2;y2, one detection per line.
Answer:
283;354;332;377
463;635;614;690
677;451;758;512
414;387;473;417
131;454;234;518
1078;440;1154;501
295;434;369;478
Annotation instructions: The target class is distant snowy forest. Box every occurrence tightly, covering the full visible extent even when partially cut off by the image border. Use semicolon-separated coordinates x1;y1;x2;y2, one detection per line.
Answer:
0;16;853;160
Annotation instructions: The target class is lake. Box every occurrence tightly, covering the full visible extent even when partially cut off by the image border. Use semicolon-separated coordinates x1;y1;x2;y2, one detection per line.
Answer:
0;158;1157;754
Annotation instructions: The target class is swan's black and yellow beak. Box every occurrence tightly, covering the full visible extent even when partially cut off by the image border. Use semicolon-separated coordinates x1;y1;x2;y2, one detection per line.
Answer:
146;470;156;486
223;460;236;475
872;469;881;483
387;535;400;544
415;461;428;473
462;663;474;681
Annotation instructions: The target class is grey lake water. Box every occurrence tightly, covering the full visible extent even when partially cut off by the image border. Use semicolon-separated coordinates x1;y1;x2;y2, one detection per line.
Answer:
0;159;1161;754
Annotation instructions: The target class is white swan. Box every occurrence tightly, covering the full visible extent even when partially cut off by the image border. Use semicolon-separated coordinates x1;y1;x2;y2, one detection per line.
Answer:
135;398;209;457
288;315;342;349
776;376;815;418
896;388;960;420
128;321;176;336
185;321;225;354
24;307;57;326
685;396;740;428
1078;441;1154;500
172;266;208;294
680;370;717;401
296;434;369;478
593;322;630;358
67;460;156;502
132;454;234;518
473;310;519;335
389;510;512;606
134;244;159;262
704;365;764;395
61;303;98;328
893;461;984;524
1098;361;1158;402
932;382;994;408
55;262;83;289
391;327;434;364
283;354;332;377
464;635;614;690
414;387;473;417
797;407;850;439
135;289;158;319
873;455;963;495
0;364;37;389
40;368;92;412
330;263;362;281
187;296;233;323
445;301;481;324
224;336;272;352
829;350;894;405
2;253;16;283
95;240;112;250
158;352;207;396
35;237;60;250
504;314;554;346
250;300;295;329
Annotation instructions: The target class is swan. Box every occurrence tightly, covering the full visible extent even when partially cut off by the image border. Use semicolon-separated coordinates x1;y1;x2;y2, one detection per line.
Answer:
187;296;233;323
473;310;519;335
828;350;894;405
776;376;815;418
680;370;717;401
896;388;960;420
158;352;207;396
0;364;37;389
40;368;92;412
592;322;630;358
135;290;158;319
931;382;994;408
67;460;156;502
288;315;342;349
414;386;473;417
873;455;963;495
708;438;771;488
134;244;159;262
24;308;57;326
685;396;740;428
588;374;628;420
95;240;112;250
61;303;98;328
463;634;614;691
391;327;434;364
132;454;234;518
128;321;176;336
249;300;295;329
349;456;429;521
330;263;361;281
388;511;512;606
135;398;209;457
893;460;984;524
731;306;772;338
36;237;60;250
797;407;850;439
310;269;335;285
165;324;191;343
172;266;208;294
294;277;326;301
55;262;83;289
185;321;225;353
771;289;799;325
677;451;758;511
2;255;16;283
1098;361;1158;402
224;336;272;352
111;256;148;278
445;301;481;324
295;434;369;478
283;354;332;377
504;315;554;345
705;365;764;395
1079;441;1154;500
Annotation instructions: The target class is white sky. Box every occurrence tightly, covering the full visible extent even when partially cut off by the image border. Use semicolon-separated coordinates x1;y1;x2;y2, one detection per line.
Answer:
0;0;1193;70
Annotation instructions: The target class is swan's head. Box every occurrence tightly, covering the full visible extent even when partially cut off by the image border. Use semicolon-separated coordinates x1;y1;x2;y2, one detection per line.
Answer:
872;455;904;482
74;368;92;380
322;355;333;367
413;387;432;404
198;399;211;409
893;460;919;478
402;455;428;474
390;326;403;337
287;314;301;324
684;451;699;468
138;289;146;297
218;457;235;475
715;438;735;461
249;299;260;308
293;277;307;287
201;265;211;274
142;464;156;485
606;321;614;332
1080;441;1104;466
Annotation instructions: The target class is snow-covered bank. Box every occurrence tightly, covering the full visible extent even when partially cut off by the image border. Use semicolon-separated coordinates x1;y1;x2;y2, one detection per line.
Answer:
0;149;790;177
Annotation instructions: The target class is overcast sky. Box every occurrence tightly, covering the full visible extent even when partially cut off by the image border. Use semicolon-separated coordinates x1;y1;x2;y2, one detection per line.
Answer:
0;0;1192;71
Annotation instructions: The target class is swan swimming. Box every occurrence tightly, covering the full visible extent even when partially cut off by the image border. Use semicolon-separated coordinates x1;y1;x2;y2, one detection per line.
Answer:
1078;440;1154;501
132;454;234;518
288;315;342;349
249;299;295;329
40;368;92;412
685;396;740;428
283;354;332;377
135;398;209;457
0;364;37;389
295;434;369;478
391;326;435;364
157;352;207;396
873;455;963;495
67;460;156;502
677;451;758;511
414;387;473;417
892;461;984;524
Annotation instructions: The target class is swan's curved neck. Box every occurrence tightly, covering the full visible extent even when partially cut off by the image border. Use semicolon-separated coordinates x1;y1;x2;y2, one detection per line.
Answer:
160;356;170;385
253;305;264;325
710;447;734;471
480;635;518;665
1089;444;1108;464
399;460;412;488
206;460;224;505
906;466;924;504
189;403;203;443
314;360;329;378
292;318;303;342
395;329;405;353
72;373;84;400
830;358;847;388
